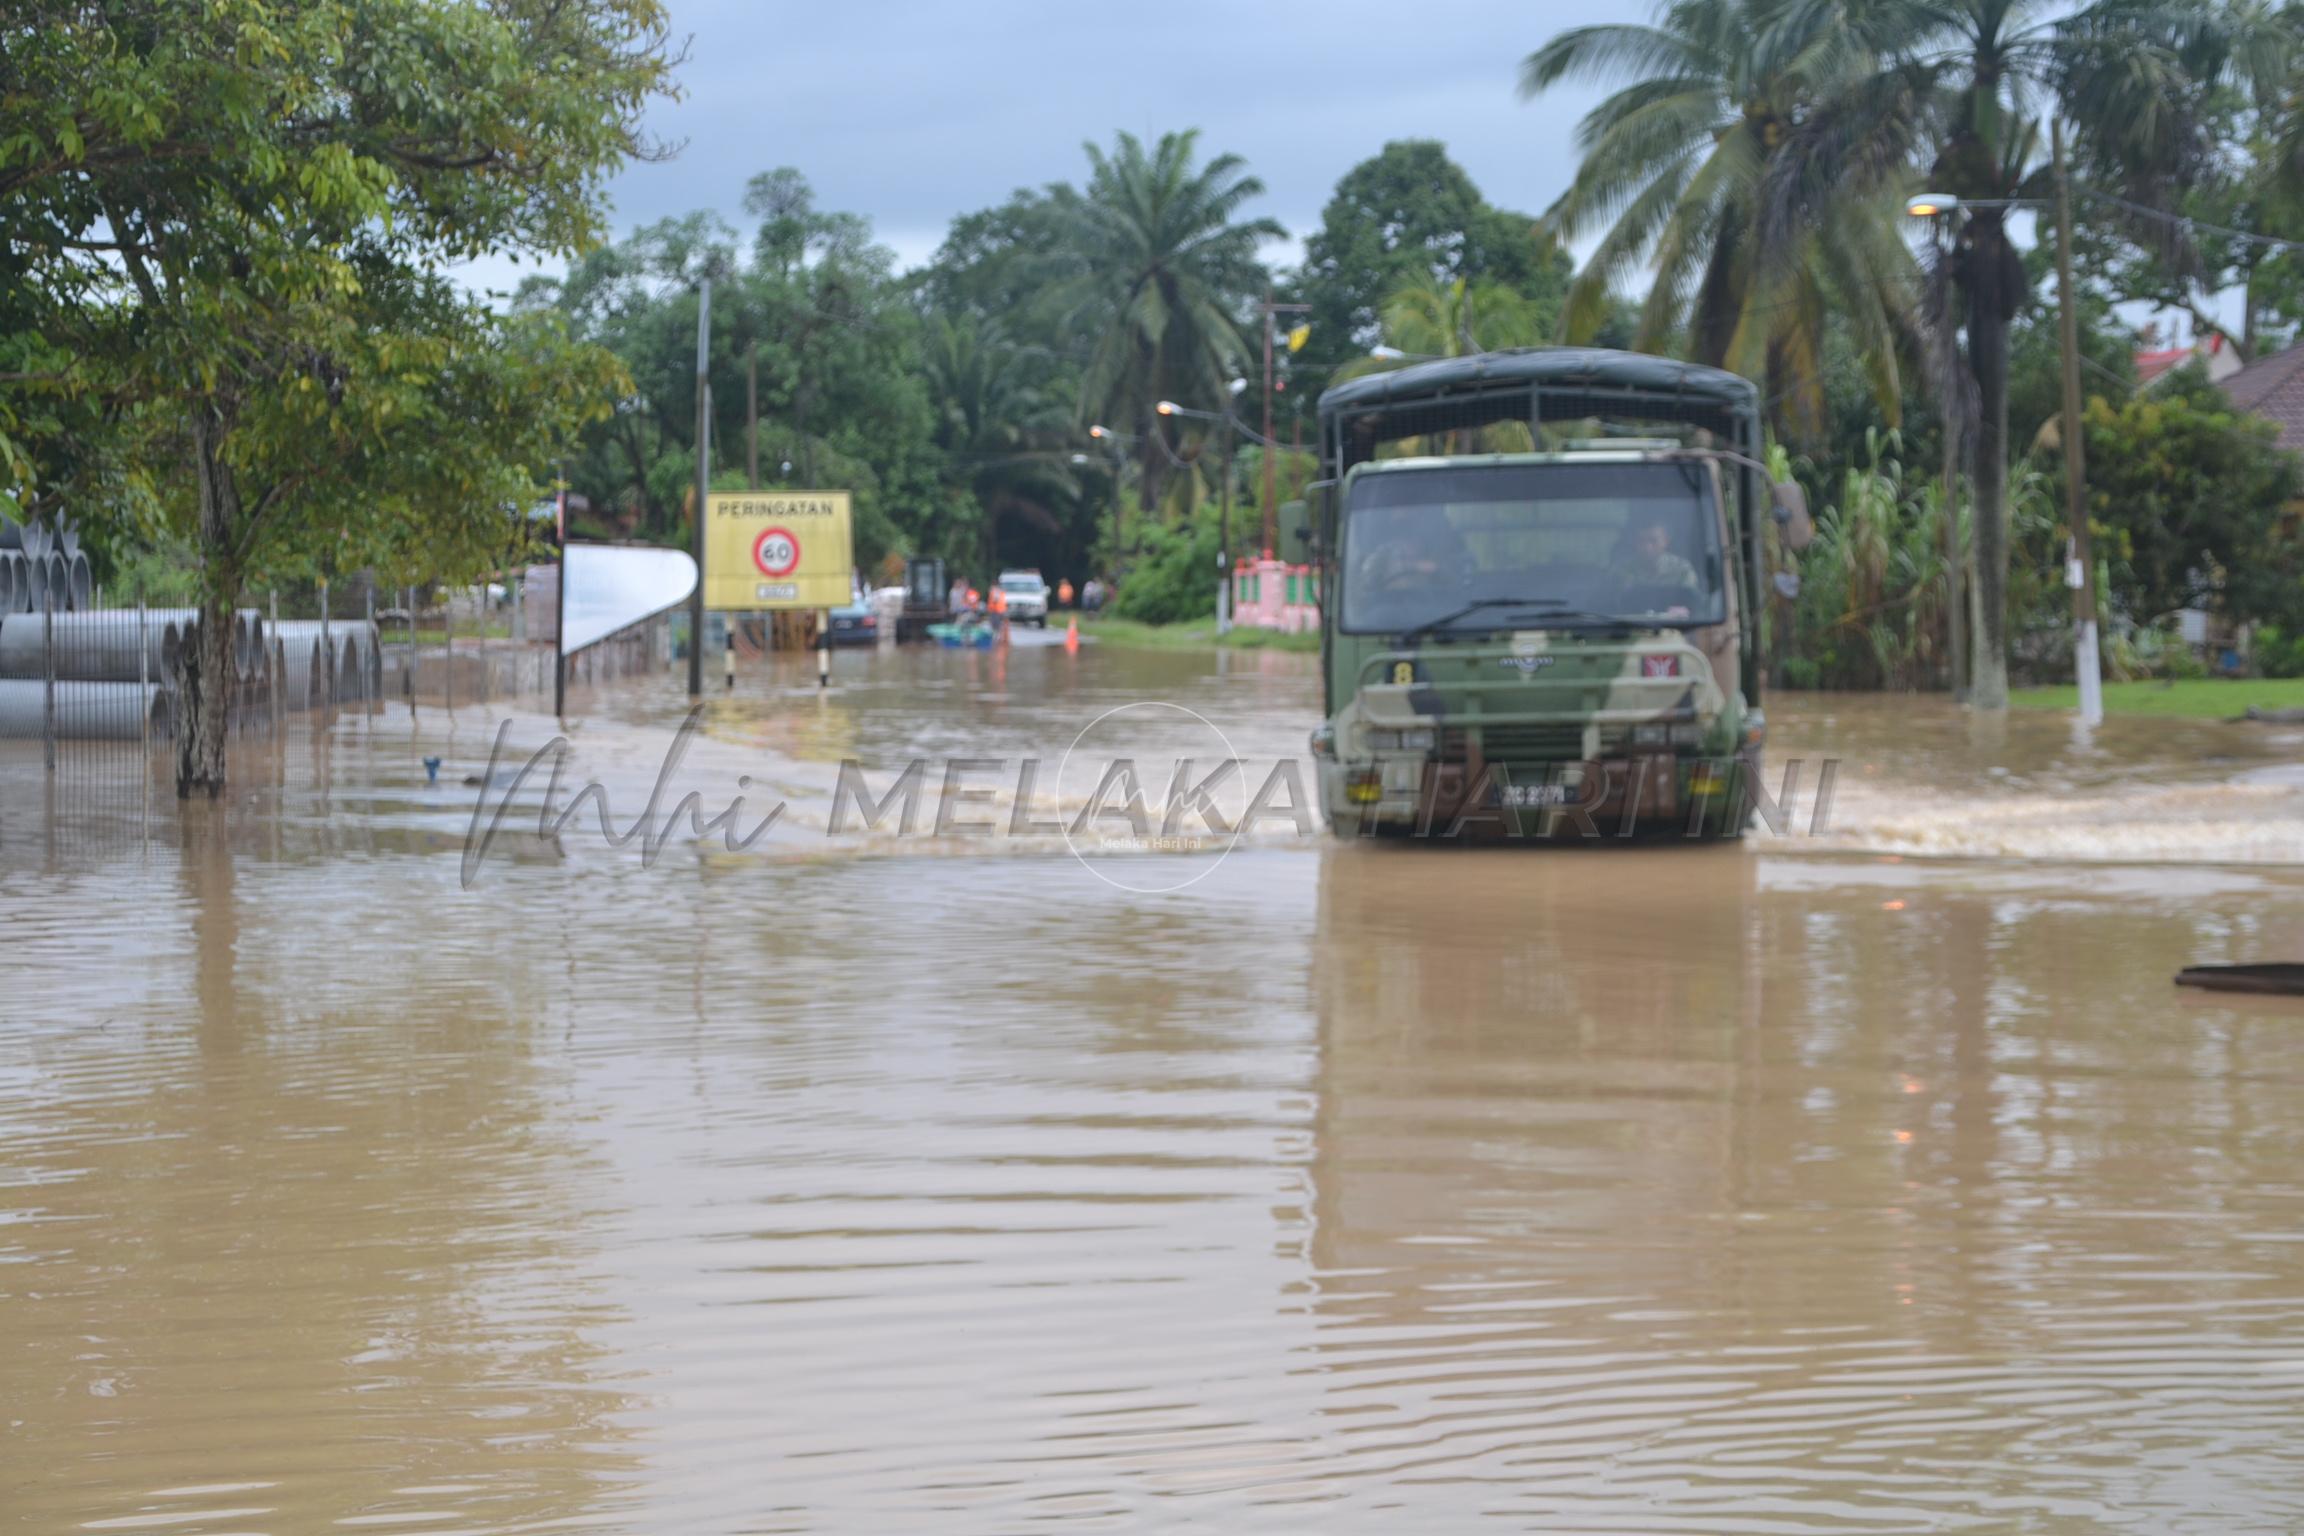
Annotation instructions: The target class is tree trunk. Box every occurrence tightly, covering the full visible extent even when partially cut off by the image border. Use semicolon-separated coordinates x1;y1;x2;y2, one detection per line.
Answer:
1965;210;2018;711
1688;216;1743;370
2244;262;2261;362
177;412;240;797
1139;405;1166;518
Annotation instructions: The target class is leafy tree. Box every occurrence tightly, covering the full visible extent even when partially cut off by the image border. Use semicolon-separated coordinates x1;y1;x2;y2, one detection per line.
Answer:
2059;363;2304;628
913;190;1081;344
1294;141;1569;375
1520;0;1917;438
2071;81;2304;362
2007;250;2137;452
1797;0;2283;707
1059;130;1281;511
6;0;675;794
525;174;943;571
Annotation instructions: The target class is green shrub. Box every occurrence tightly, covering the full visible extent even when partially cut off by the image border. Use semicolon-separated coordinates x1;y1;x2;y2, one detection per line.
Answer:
2257;625;2304;679
1111;505;1222;625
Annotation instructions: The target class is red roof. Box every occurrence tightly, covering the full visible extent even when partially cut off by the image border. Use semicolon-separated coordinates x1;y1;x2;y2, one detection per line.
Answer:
2134;347;2192;386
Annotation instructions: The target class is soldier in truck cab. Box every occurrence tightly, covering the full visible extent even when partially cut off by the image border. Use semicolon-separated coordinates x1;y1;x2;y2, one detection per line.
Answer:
1353;507;1475;594
1620;518;1700;617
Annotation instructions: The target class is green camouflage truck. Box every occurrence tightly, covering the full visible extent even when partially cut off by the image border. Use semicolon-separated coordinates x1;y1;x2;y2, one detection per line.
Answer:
1305;348;1811;840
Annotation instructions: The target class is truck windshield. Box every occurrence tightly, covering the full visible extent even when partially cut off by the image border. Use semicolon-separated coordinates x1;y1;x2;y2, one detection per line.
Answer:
1338;461;1726;635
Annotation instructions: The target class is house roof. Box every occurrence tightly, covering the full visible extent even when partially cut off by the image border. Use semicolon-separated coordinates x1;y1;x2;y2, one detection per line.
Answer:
2221;344;2304;451
2135;346;2192;386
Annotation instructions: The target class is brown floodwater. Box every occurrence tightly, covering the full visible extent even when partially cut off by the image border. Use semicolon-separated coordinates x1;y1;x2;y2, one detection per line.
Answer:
6;638;2304;1532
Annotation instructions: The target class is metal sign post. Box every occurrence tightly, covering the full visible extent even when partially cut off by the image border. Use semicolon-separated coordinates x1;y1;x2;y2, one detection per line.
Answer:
688;275;711;699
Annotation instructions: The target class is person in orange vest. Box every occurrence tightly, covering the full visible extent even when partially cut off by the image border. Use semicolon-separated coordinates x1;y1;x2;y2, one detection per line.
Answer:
986;580;1010;643
1056;577;1075;609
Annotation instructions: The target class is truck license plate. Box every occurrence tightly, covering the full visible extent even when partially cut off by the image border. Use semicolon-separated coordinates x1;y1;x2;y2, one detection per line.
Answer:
1498;783;1574;808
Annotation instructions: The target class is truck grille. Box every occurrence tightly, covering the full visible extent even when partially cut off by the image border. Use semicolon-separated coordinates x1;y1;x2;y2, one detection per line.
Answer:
1441;724;1596;761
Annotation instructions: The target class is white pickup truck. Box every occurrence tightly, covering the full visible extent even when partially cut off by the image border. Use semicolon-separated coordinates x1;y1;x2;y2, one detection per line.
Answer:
996;570;1050;627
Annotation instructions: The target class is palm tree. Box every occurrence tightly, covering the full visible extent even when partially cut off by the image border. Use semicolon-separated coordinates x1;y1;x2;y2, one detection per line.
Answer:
1059;130;1282;512
1520;0;1917;438
922;315;1077;573
1380;274;1549;358
1790;0;2284;707
1330;276;1553;453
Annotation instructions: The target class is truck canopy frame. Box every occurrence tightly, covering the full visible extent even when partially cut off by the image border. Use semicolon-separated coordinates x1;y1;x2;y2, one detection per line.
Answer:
1316;347;1760;469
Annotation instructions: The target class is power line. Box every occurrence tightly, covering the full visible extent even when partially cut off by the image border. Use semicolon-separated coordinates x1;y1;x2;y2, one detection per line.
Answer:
2079;187;2304;258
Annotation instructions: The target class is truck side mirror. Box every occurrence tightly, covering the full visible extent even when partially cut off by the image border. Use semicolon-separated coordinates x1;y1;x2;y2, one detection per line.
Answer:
1771;480;1814;552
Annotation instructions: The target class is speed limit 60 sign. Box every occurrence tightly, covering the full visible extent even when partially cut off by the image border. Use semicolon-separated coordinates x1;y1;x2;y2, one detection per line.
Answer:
705;491;853;610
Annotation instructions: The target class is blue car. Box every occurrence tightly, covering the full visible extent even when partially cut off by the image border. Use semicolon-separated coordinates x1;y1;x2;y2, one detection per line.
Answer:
825;601;881;647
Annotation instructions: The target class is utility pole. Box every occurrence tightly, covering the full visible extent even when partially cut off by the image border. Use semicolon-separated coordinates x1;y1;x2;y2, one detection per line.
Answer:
553;480;568;718
1218;429;1233;636
1260;290;1309;557
747;343;759;490
688;274;710;699
2054;120;2103;727
1942;413;1966;701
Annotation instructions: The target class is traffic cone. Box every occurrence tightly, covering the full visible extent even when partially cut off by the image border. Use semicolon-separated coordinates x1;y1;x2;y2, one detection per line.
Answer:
1064;615;1079;653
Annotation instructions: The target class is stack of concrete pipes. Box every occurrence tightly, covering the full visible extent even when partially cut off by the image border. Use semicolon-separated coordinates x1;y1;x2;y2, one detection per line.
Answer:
265;619;383;709
1;526;95;616
0;607;272;740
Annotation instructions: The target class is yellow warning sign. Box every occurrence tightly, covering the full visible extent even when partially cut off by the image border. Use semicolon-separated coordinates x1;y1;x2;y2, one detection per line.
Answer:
704;491;853;610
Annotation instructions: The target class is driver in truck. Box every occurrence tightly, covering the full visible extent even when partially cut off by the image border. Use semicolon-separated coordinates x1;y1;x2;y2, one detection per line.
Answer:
1624;517;1700;617
1353;506;1474;597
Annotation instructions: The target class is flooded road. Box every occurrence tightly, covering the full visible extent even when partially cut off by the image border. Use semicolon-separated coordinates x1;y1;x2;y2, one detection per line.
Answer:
7;642;2304;1532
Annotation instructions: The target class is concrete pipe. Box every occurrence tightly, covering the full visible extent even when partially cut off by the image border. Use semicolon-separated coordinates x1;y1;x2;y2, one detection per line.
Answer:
26;553;65;612
0;553;14;615
340;620;380;701
68;552;92;611
265;622;337;709
0;609;186;682
0;679;173;740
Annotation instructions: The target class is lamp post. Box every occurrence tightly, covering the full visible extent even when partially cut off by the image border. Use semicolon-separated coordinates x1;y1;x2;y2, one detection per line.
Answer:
1086;424;1131;580
1906;182;2100;725
1157;384;1248;634
1260;290;1310;558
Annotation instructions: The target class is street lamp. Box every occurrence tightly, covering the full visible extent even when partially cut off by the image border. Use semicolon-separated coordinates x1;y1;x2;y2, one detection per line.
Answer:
1905;146;2102;727
1154;390;1248;633
1085;426;1132;581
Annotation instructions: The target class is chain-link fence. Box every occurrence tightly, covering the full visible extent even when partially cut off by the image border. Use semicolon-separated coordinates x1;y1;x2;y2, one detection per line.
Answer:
0;557;675;775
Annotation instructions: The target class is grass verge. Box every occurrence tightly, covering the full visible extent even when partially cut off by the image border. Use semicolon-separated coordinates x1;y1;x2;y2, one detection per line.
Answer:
2010;677;2304;718
1074;616;1320;654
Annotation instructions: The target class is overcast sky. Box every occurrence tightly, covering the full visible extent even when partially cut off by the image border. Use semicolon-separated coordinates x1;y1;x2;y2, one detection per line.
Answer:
589;0;1655;272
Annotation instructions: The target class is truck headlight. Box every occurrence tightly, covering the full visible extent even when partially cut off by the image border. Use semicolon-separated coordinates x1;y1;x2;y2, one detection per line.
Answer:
1742;709;1767;751
1309;723;1337;758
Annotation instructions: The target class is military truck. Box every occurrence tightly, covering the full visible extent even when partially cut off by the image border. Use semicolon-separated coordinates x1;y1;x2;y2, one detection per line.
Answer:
1305;348;1810;839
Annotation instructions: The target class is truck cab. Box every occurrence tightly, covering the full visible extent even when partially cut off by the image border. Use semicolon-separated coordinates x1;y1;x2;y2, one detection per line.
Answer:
1308;349;1808;839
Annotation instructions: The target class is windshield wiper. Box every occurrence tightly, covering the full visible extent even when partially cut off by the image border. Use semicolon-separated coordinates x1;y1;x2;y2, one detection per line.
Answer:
1399;597;1636;643
1399;598;1556;644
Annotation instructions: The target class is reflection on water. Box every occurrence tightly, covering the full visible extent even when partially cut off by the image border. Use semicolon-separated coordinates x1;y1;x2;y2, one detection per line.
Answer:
6;649;2304;1530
